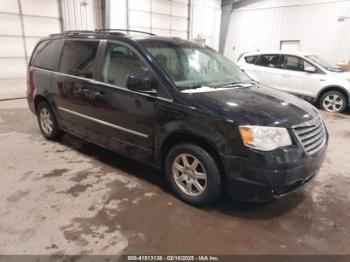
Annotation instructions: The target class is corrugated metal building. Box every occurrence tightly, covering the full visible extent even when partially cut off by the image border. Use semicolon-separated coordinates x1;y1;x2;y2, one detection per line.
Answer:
60;0;103;31
0;0;102;100
0;0;61;99
222;0;350;64
3;0;349;100
107;0;221;50
0;0;221;100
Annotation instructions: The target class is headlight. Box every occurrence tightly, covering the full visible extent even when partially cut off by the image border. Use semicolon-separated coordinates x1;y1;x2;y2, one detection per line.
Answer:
239;126;292;151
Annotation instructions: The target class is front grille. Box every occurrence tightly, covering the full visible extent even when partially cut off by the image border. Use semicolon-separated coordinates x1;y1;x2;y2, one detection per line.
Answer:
292;117;326;155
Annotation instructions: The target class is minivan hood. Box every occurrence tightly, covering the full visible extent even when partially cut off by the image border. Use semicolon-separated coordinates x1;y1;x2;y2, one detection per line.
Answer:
183;85;319;127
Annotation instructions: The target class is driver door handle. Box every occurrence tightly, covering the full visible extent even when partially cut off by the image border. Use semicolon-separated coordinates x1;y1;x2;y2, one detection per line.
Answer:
79;87;88;92
93;91;107;101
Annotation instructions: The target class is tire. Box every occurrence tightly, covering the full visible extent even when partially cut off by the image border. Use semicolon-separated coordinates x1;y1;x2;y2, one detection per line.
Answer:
37;101;64;140
319;91;347;113
164;143;222;207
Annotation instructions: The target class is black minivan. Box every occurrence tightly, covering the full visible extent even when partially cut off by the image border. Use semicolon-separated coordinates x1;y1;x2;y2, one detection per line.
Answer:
27;30;328;206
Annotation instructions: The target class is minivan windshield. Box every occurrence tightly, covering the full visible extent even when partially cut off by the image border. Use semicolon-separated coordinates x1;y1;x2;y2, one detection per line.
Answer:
140;40;251;90
306;55;343;72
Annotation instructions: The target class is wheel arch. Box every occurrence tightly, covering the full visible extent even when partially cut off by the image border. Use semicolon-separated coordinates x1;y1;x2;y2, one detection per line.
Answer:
159;131;226;183
316;85;350;105
34;95;49;113
34;95;60;126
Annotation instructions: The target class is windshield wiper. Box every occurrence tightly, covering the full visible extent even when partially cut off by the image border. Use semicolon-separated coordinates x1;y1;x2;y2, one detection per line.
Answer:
179;81;255;90
179;85;203;90
213;81;253;89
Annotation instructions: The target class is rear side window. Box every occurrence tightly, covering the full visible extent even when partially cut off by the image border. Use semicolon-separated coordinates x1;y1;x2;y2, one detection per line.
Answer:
31;40;63;71
256;54;280;68
245;55;258;64
59;40;99;79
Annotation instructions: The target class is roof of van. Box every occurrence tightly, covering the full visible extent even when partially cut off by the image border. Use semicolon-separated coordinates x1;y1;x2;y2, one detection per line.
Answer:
47;30;204;48
46;29;205;47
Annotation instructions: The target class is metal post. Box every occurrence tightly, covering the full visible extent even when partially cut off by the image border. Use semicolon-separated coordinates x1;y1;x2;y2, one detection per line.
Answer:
101;0;107;29
170;0;172;36
187;0;191;40
94;0;103;29
57;0;64;32
126;0;129;30
150;0;153;34
17;0;28;65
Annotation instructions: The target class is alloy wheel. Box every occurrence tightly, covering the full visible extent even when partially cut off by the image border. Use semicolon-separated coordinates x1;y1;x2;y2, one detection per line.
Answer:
172;153;207;196
40;108;53;135
322;94;344;112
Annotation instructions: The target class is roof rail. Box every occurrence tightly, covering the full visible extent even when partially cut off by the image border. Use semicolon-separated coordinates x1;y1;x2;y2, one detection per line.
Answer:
49;29;156;37
65;30;95;34
50;30;94;36
95;29;155;36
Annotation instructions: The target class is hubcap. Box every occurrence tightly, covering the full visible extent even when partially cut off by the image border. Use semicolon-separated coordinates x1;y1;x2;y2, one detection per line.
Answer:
172;153;207;196
323;94;344;112
40;108;53;135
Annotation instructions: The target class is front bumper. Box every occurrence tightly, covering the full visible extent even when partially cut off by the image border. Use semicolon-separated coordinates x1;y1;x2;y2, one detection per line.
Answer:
222;139;328;202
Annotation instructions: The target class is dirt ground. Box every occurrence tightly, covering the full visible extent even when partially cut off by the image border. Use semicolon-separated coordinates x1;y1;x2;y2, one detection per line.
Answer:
0;98;349;255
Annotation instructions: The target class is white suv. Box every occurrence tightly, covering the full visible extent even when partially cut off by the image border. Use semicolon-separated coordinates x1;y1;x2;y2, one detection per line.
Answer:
237;51;350;113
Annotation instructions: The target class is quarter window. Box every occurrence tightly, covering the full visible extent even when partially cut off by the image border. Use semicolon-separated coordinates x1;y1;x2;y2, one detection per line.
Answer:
31;40;63;71
245;55;258;64
257;55;280;68
102;43;148;88
282;55;313;72
59;40;99;79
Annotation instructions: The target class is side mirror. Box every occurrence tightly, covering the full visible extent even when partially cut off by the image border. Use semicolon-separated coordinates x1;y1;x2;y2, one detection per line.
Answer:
126;74;156;94
305;66;316;73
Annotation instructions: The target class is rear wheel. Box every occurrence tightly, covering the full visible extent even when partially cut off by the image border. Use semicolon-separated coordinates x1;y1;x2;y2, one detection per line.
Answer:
165;143;221;206
319;91;347;113
37;101;64;140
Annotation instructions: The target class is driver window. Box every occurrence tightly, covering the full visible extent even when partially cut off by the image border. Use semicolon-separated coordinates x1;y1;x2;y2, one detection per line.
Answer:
282;55;313;72
102;43;148;88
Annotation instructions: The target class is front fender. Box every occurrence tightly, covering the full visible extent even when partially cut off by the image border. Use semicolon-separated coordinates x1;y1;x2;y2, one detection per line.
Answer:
152;117;242;167
156;120;229;152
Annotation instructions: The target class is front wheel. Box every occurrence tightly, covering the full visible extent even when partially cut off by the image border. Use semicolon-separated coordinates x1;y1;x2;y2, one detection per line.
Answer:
164;143;222;207
319;91;347;113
